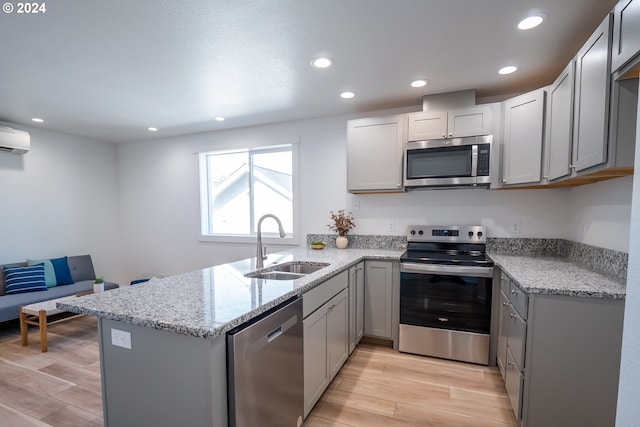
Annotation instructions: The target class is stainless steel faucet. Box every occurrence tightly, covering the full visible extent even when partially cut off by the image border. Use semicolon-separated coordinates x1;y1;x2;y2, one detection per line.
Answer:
256;214;286;268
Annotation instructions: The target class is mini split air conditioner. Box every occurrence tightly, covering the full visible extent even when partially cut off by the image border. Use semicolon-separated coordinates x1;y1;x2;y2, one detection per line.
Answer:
0;126;30;154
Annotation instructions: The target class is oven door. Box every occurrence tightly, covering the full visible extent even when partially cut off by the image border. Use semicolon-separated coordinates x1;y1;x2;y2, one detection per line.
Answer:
400;263;493;335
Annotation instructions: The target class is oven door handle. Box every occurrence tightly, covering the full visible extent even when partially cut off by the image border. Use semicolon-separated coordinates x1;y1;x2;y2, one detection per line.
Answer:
401;262;494;278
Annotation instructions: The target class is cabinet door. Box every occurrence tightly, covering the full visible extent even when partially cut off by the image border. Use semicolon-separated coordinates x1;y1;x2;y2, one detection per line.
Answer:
347;115;405;192
612;0;640;73
348;267;356;354
407;111;448;140
303;306;329;417
448;106;492;138
545;61;575;182
355;262;365;344
505;348;524;421
501;89;545;185
506;304;527;369
573;15;611;172
327;289;349;380
497;291;510;381
364;261;393;339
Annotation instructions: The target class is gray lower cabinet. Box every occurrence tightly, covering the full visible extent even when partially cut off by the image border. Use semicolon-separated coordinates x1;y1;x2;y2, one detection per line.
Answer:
98;319;228;427
497;268;625;427
500;89;546;186
348;262;365;354
364;260;399;342
303;272;349;418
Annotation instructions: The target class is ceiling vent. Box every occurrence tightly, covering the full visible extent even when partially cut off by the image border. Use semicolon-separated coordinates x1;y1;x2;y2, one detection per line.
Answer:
0;126;30;154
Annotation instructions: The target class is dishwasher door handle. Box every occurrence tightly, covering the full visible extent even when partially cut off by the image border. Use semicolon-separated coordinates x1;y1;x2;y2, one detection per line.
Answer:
267;326;283;342
245;314;298;358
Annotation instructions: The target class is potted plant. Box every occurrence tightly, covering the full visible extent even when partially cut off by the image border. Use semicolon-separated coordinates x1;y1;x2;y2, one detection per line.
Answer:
328;209;356;249
93;276;105;293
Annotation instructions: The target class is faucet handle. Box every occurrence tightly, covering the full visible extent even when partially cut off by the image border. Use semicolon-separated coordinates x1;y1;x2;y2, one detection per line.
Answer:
262;246;267;260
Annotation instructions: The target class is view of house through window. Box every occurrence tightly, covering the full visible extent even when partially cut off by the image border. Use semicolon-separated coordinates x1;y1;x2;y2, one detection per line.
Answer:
199;144;293;239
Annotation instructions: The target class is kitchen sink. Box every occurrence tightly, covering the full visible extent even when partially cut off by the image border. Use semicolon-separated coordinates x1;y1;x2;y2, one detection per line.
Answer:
245;262;330;280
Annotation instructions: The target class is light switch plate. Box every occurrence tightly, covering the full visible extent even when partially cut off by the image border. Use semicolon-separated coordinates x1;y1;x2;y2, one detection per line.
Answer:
111;328;132;349
511;221;521;234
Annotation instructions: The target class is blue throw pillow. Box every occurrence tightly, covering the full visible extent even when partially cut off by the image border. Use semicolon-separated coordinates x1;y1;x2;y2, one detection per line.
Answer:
27;259;57;288
50;256;75;286
4;265;48;294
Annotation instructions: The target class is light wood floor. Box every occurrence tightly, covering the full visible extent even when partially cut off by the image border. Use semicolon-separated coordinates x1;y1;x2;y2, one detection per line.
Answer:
0;316;517;427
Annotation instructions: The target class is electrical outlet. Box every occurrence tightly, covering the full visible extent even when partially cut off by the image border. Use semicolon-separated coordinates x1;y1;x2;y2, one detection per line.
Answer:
111;328;132;349
388;221;395;232
353;200;360;211
511;221;521;234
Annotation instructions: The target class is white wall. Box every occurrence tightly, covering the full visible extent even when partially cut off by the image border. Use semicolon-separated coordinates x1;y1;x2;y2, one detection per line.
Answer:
615;89;640;426
567;176;633;252
117;108;632;282
0;123;125;284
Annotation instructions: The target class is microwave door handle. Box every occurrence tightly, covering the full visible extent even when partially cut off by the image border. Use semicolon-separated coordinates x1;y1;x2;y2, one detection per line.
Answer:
471;144;478;177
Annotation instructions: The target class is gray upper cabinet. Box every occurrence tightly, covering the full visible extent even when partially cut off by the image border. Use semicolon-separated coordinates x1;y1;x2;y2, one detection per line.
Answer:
572;14;612;173
611;0;640;73
407;106;492;141
501;89;546;186
347;115;405;193
544;61;575;182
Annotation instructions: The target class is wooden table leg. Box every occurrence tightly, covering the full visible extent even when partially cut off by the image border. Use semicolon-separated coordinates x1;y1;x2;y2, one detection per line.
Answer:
19;307;28;346
39;310;48;352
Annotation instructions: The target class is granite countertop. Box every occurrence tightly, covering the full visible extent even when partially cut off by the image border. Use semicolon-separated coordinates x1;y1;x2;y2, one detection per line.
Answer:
56;247;403;340
489;253;626;299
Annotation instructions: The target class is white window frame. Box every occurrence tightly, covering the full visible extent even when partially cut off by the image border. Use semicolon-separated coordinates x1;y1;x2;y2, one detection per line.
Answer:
198;140;299;246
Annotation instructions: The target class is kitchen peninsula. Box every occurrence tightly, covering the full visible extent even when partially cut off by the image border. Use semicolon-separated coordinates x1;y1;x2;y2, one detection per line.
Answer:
58;247;403;427
58;241;626;427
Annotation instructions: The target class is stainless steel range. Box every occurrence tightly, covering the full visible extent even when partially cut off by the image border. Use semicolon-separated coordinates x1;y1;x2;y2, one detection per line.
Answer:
399;225;494;365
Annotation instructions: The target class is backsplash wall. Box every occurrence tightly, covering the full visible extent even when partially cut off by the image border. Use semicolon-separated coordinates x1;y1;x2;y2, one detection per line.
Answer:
307;234;628;282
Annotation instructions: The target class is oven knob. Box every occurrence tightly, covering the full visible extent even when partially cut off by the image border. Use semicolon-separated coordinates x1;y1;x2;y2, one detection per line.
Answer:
468;231;474;238
410;230;416;235
478;231;483;238
418;230;424;235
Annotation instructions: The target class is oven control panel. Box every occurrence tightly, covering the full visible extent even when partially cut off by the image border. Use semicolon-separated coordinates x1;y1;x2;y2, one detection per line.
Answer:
407;225;486;243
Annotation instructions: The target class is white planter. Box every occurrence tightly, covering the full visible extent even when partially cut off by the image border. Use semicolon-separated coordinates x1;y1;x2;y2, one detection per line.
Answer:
336;236;349;249
93;283;104;293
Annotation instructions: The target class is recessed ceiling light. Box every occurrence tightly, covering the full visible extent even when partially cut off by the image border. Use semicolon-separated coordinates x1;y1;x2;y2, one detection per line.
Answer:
411;79;429;88
214;117;225;122
518;15;544;30
498;66;518;75
311;56;333;68
148;127;158;132
340;91;355;99
31;118;44;123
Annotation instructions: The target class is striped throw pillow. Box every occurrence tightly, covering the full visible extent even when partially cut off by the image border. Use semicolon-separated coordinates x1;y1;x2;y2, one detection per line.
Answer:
4;265;48;294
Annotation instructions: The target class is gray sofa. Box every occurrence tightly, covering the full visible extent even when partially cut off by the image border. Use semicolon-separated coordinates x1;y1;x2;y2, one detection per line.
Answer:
0;254;119;322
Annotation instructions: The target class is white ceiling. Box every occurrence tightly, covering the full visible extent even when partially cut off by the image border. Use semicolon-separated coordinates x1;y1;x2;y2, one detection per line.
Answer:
0;0;617;143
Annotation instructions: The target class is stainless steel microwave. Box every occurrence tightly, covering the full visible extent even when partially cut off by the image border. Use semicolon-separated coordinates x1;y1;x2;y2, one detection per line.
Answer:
404;135;493;189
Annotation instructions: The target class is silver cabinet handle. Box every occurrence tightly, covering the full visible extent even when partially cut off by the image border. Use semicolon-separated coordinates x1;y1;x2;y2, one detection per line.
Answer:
511;289;516;294
502;302;508;307
509;313;516;318
502;179;507;183
441;133;446;137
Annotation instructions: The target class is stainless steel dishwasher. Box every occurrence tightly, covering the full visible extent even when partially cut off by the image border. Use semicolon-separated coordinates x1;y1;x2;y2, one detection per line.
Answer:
227;296;303;427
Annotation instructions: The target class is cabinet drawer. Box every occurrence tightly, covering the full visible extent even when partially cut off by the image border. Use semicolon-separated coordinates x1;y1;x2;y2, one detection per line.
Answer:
509;282;528;320
505;348;524;421
507;304;527;368
303;271;348;318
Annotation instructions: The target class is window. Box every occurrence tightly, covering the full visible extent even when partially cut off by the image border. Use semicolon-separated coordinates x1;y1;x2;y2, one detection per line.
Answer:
199;144;297;243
